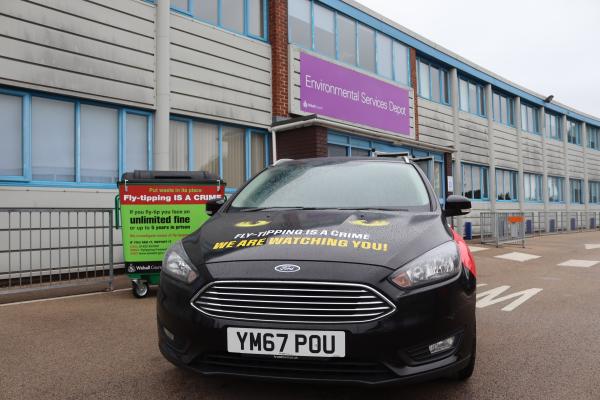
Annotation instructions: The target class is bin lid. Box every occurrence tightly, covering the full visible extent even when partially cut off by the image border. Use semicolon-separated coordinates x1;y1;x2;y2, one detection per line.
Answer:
120;170;224;184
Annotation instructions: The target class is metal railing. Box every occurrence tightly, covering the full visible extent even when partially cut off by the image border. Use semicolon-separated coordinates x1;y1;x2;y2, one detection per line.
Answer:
481;211;600;246
0;208;118;294
480;212;526;247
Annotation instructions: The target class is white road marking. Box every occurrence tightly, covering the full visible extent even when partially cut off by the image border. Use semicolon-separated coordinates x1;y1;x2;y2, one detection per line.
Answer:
584;244;600;250
476;285;543;311
494;252;541;262
0;288;130;307
468;246;489;253
557;259;600;268
476;283;488;288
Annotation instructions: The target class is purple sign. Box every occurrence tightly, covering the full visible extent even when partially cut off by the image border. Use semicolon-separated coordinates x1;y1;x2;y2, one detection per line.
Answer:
300;52;410;136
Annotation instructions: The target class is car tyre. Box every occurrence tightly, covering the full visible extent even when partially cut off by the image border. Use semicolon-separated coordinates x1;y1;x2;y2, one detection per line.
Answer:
132;280;149;298
455;336;476;381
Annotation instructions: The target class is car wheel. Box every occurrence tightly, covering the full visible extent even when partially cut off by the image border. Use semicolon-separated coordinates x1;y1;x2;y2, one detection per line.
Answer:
132;280;149;298
455;337;476;381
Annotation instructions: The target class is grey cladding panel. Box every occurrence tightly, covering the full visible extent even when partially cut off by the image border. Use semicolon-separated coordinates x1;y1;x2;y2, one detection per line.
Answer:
170;13;271;126
0;0;156;107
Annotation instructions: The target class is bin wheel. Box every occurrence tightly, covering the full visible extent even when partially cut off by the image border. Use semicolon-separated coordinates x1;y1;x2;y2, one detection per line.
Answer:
132;280;149;298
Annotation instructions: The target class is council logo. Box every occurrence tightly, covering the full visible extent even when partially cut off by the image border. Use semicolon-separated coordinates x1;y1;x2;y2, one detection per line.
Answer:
235;220;270;228
350;219;390;227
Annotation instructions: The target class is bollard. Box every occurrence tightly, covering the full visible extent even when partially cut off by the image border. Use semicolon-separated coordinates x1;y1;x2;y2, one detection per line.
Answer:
464;221;472;240
526;219;533;234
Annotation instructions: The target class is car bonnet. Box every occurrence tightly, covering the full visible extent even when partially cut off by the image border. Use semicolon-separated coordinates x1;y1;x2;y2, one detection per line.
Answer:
182;209;452;270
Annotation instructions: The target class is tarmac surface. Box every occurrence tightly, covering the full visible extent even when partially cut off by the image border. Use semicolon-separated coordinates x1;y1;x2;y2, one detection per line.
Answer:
2;232;600;399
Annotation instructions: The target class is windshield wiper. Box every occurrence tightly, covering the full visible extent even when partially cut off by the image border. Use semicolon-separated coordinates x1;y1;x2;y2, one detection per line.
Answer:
241;206;321;212
333;207;409;212
241;206;408;212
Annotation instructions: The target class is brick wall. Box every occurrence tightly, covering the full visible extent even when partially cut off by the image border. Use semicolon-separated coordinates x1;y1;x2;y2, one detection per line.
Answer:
409;47;420;141
276;126;328;159
269;0;289;119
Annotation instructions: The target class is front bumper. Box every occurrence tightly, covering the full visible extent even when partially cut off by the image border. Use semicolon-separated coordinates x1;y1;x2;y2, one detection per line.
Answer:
157;264;476;385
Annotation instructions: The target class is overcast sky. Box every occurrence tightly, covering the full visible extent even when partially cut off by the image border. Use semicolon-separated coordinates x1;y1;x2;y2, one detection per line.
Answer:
356;0;600;118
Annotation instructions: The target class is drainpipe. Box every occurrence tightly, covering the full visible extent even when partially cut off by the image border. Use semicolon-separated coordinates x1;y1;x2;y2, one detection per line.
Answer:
154;0;170;170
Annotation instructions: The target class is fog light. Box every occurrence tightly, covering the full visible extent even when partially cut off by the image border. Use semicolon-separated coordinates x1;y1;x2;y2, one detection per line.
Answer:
428;336;456;354
163;326;175;341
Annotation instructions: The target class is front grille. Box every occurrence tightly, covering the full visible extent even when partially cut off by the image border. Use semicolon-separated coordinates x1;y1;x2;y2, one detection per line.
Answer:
191;280;395;323
194;353;397;383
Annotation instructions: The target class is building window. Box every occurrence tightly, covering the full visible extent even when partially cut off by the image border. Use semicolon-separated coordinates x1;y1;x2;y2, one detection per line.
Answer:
0;92;25;179
566;119;582;145
176;0;267;41
357;23;376;73
588;125;600;150
520;103;539;134
376;33;393;80
289;1;410;85
459;78;486;117
336;13;356;65
81;105;119;183
548;176;564;203
570;179;583;204
313;2;335;59
524;172;543;202
417;59;450;105
0;88;151;187
589;181;600;204
545;112;562;140
169;117;269;190
492;92;514;126
496;169;518;201
462;163;489;200
289;0;312;48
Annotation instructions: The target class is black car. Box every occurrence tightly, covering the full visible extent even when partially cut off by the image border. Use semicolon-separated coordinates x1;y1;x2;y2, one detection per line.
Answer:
157;157;477;385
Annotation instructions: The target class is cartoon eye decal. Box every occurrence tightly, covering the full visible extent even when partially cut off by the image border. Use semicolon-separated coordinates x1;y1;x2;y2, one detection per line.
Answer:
235;220;271;228
350;219;390;227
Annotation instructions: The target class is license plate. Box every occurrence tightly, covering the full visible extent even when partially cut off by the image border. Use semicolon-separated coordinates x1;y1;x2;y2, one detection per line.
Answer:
227;327;345;358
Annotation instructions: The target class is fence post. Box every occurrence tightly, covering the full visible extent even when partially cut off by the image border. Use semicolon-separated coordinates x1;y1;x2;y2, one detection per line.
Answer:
108;210;114;292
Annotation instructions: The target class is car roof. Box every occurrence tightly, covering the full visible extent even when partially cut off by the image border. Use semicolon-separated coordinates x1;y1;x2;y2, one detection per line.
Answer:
274;157;410;166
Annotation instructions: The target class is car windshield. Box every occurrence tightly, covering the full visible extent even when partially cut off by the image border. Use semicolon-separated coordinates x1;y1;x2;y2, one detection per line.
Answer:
229;160;431;211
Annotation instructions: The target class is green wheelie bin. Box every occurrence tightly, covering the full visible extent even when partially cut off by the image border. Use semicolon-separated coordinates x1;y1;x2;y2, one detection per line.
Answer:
115;170;225;298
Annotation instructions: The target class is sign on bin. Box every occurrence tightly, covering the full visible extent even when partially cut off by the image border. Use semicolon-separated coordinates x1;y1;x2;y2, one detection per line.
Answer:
120;183;224;273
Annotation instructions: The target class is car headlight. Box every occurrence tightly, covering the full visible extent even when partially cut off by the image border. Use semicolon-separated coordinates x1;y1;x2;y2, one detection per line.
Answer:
389;241;460;289
162;241;198;284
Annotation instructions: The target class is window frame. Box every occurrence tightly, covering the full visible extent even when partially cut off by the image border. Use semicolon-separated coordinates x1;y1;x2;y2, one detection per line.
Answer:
588;125;600;150
589;181;600;204
0;88;31;182
458;77;487;117
570;178;584;204
566;119;582;146
288;0;410;85
523;172;543;203
545;111;562;141
495;168;518;202
520;103;540;135
171;0;268;42
417;57;451;106
169;116;269;192
461;162;489;201
492;91;514;127
0;88;152;189
547;175;565;203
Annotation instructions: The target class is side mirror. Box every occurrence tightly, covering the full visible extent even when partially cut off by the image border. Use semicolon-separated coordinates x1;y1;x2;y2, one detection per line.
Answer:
206;197;226;216
444;195;471;217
